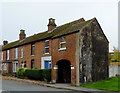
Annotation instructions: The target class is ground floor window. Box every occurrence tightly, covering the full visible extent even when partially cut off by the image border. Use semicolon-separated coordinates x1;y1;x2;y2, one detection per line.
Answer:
24;62;27;68
0;63;2;70
13;62;18;72
21;62;24;68
45;61;51;69
3;63;7;71
31;60;35;69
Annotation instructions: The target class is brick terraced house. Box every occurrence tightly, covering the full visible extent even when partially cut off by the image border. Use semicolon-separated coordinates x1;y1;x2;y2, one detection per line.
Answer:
0;18;109;85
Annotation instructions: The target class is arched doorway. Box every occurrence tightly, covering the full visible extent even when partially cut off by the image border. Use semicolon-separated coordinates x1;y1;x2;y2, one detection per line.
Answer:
56;60;71;83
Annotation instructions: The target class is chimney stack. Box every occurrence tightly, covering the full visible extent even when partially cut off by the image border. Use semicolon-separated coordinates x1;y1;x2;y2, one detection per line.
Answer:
47;18;56;31
19;29;26;40
3;40;8;46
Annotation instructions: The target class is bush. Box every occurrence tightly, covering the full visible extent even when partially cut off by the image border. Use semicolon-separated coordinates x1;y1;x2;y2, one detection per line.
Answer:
24;69;43;80
16;68;51;82
16;68;28;78
111;59;119;62
43;69;51;82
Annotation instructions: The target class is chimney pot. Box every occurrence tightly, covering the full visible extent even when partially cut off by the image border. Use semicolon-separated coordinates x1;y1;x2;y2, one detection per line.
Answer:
19;29;26;40
47;18;57;31
3;40;8;45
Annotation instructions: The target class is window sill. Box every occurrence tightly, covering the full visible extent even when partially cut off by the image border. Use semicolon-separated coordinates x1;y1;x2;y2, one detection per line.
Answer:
3;70;7;71
59;48;66;51
31;55;35;57
44;53;49;55
20;57;23;59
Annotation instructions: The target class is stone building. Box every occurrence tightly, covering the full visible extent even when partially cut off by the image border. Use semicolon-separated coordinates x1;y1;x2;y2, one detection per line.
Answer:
0;18;109;85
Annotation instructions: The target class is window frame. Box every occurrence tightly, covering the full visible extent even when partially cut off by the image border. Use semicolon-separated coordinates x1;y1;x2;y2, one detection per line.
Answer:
45;40;49;54
31;44;35;56
1;52;3;60
13;62;18;72
7;50;9;60
0;63;2;70
3;63;7;71
59;37;66;50
15;48;18;59
31;60;35;69
24;62;27;68
21;48;23;58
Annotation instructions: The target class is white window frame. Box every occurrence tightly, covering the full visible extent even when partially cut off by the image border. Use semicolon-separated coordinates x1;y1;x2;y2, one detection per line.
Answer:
13;62;18;72
41;56;51;69
21;62;24;68
59;37;66;50
21;48;23;58
0;63;2;70
45;40;49;54
3;63;7;71
7;50;9;60
1;52;3;60
31;44;35;56
15;48;18;59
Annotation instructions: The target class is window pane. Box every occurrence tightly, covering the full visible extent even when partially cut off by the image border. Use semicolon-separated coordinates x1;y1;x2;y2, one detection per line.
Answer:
16;63;18;71
60;37;66;42
24;62;27;68
31;60;34;69
61;43;66;48
31;44;35;55
15;48;18;59
45;48;49;53
45;41;49;47
21;48;23;58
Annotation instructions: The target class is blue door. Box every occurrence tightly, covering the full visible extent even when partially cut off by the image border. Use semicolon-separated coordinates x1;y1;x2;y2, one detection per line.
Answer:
45;61;51;69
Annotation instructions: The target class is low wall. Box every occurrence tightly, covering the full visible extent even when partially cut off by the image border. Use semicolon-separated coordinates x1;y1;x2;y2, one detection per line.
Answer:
109;64;120;77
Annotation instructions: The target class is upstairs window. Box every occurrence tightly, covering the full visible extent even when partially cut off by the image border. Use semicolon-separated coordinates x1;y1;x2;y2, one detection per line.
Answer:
7;50;9;60
31;60;35;69
1;52;3;60
45;40;49;54
31;44;35;56
21;48;23;58
15;48;18;59
59;37;66;49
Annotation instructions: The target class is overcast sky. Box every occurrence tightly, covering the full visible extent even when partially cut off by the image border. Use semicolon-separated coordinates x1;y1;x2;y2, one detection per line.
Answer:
0;0;118;52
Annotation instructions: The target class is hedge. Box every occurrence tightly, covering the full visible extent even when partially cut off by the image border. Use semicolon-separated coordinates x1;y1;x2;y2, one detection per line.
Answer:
16;68;51;82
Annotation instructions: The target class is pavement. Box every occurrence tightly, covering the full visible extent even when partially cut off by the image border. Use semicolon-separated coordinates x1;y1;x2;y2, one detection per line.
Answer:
1;75;118;93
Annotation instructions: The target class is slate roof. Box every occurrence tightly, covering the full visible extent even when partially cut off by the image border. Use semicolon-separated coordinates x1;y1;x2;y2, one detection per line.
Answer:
2;18;95;51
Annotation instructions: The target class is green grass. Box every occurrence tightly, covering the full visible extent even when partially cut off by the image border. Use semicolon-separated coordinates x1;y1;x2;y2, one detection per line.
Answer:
80;77;120;92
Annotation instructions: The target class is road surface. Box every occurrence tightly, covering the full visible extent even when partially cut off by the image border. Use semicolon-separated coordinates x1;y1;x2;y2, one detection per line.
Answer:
1;79;84;93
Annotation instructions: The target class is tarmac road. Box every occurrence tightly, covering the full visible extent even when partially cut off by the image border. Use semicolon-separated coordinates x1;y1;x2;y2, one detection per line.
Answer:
1;79;85;93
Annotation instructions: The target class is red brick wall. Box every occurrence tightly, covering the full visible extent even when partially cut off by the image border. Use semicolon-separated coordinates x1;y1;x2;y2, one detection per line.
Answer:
51;33;77;85
18;39;52;69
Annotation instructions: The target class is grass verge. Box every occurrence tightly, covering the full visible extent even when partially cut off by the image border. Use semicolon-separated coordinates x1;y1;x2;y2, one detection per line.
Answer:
80;77;120;92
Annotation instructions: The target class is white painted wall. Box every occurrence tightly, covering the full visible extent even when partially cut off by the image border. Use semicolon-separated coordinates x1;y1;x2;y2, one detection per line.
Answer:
109;65;120;77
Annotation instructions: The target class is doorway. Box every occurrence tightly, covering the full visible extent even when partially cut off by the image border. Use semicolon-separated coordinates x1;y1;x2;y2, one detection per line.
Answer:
57;60;71;83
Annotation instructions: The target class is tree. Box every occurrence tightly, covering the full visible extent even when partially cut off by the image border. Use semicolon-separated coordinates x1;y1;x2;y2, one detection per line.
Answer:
111;46;120;62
